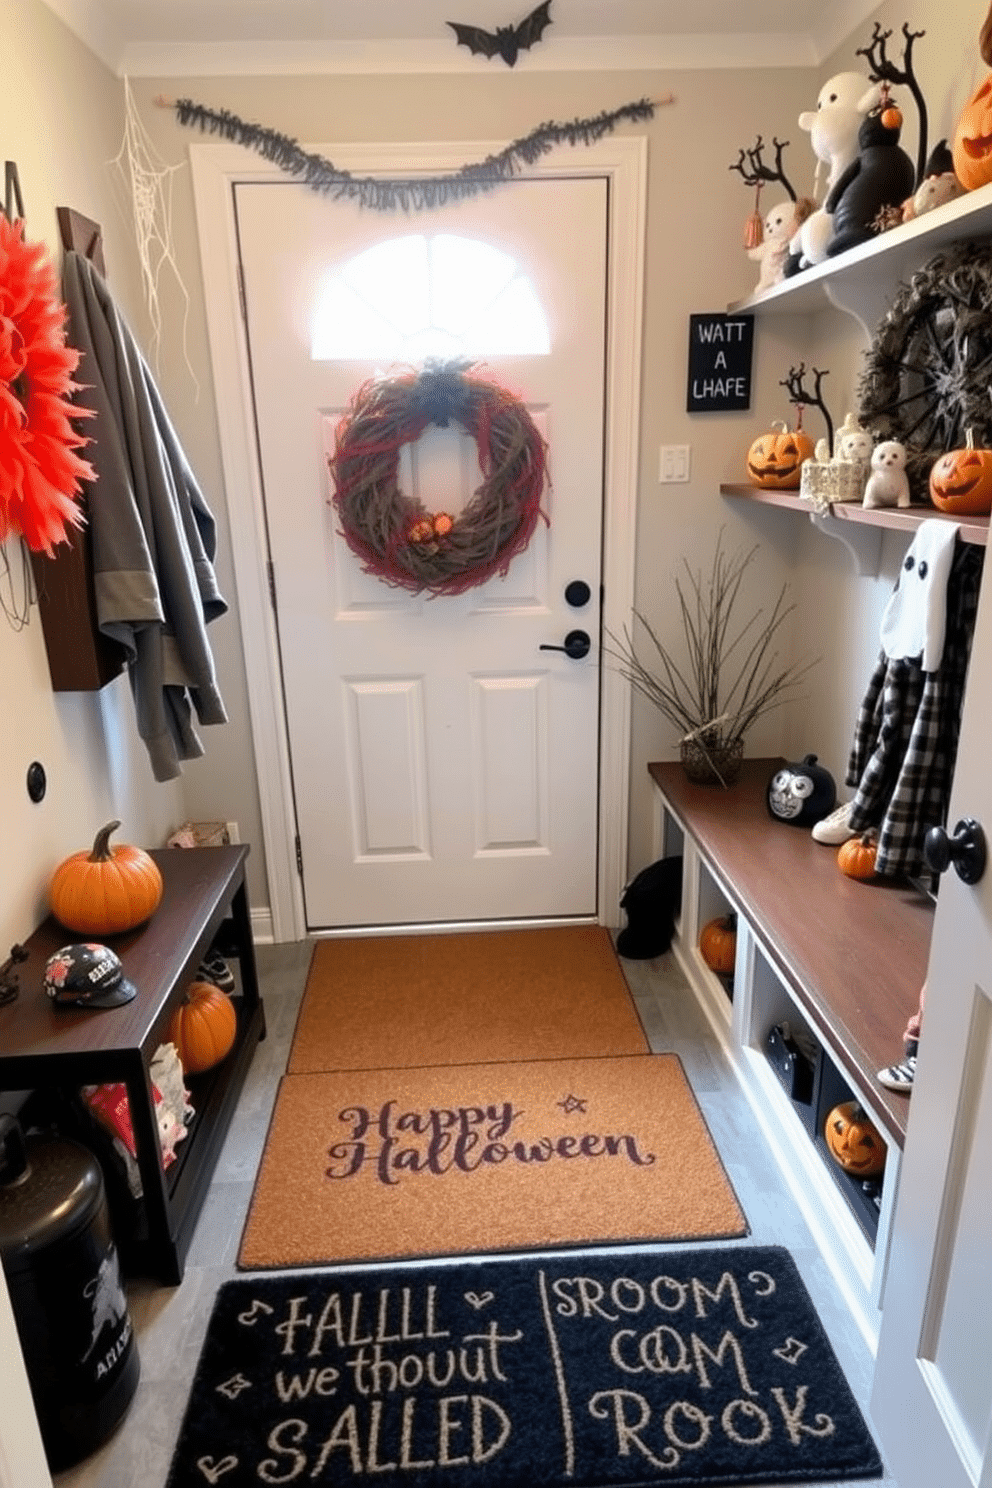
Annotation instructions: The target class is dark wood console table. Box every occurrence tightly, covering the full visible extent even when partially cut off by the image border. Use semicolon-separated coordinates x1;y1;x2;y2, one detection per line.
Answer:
0;845;265;1284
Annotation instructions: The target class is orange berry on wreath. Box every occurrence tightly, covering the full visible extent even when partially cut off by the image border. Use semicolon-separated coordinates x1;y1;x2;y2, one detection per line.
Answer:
433;512;454;537
408;519;435;544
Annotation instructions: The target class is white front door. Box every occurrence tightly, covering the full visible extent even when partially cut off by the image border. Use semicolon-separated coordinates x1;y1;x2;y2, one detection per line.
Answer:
235;176;607;929
871;556;992;1486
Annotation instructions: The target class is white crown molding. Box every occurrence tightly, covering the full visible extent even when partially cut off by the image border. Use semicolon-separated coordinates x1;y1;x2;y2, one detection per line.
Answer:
117;33;823;79
40;0;877;81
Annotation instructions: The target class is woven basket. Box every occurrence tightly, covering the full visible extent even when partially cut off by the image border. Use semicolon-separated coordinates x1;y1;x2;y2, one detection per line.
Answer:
680;736;744;787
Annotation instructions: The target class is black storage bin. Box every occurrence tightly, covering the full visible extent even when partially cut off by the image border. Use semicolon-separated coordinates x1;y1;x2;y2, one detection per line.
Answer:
0;1116;140;1471
766;1022;821;1135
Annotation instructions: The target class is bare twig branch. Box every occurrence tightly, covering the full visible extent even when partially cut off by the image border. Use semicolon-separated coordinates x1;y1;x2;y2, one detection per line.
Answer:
603;534;816;751
729;135;797;200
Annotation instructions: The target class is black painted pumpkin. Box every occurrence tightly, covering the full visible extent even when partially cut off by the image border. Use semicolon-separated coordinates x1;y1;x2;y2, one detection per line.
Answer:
767;755;836;827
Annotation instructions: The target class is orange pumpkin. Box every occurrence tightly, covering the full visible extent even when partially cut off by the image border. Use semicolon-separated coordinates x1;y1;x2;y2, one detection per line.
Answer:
953;73;992;191
699;913;738;976
746;420;815;489
929;428;992;515
50;820;164;935
168;980;237;1074
824;1100;886;1177
837;832;878;881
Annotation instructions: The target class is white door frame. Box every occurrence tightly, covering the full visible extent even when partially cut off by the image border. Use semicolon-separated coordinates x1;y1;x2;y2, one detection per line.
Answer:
190;137;647;942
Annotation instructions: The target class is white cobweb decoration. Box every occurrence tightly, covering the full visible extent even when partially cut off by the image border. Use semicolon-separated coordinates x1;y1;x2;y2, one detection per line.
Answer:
110;77;199;396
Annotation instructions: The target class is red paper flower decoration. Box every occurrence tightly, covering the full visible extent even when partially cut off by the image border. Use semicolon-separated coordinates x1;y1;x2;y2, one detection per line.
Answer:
0;215;93;555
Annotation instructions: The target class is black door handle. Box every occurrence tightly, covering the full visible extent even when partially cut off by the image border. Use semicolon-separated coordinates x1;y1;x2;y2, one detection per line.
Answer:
540;629;591;660
924;817;987;885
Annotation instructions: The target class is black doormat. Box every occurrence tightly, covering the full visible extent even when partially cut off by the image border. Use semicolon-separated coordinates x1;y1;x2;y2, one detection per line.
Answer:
166;1246;882;1486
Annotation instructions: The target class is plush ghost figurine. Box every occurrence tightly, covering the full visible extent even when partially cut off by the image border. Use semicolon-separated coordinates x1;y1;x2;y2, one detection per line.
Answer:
835;412;873;465
880;521;960;672
863;440;910;509
748;198;814;293
786;72;873;273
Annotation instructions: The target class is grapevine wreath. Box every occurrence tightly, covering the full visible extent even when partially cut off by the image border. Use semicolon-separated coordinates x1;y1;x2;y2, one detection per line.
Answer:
0;214;93;555
328;361;548;597
859;241;992;502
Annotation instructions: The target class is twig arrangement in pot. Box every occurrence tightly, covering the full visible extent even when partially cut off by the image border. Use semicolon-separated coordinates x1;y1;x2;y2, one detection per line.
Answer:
605;536;816;786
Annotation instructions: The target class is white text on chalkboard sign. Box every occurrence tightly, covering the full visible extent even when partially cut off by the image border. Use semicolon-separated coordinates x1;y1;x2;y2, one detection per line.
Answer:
687;314;754;413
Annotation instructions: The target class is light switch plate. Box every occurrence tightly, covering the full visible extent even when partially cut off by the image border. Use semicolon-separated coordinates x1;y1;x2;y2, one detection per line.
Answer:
659;445;691;483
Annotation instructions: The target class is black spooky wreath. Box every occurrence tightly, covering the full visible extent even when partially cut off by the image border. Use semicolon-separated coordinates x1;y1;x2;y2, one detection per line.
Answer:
859;241;992;501
328;362;549;597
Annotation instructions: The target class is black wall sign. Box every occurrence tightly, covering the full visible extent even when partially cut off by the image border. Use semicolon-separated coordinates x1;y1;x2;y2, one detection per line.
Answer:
686;313;754;413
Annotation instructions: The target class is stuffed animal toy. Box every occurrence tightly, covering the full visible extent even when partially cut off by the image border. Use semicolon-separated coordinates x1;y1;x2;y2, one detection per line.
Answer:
826;95;915;257
863;440;911;509
835;412;873;466
748;198;814;293
901;140;965;222
785;71;870;274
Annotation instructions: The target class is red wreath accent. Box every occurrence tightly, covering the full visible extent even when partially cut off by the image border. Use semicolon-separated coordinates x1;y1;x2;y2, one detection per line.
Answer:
328;362;548;597
0;216;93;555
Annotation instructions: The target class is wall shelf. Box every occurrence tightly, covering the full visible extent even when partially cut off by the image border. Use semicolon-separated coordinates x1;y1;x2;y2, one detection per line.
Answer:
728;180;992;334
721;484;989;543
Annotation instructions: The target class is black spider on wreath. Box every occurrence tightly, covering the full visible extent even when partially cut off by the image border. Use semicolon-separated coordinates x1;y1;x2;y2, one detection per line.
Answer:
859;241;992;501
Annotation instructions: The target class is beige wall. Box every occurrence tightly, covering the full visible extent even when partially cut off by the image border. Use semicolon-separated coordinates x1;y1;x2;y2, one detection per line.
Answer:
5;0;984;940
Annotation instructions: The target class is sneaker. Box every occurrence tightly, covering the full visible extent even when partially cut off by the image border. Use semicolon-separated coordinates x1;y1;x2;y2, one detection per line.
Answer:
812;802;857;845
877;1052;916;1091
197;954;235;993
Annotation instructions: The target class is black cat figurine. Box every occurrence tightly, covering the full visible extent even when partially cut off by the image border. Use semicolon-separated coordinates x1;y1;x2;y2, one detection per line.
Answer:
824;103;915;257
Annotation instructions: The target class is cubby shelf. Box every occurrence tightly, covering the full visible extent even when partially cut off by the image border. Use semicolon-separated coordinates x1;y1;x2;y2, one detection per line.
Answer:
650;757;933;1346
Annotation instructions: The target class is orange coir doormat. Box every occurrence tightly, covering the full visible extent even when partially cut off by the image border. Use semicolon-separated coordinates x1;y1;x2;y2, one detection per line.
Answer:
287;926;650;1074
239;1053;747;1269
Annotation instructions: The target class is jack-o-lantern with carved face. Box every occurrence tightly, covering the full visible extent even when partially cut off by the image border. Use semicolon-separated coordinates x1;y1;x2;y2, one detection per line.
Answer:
824;1101;886;1177
953;74;992;191
929;430;992;515
746;420;815;489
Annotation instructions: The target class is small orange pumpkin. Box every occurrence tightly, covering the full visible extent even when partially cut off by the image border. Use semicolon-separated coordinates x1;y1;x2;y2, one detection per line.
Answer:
168;980;237;1074
746;420;815;489
837;832;878;881
824;1100;886;1177
953;73;992;192
49;820;164;936
929;428;992;515
699;913;738;976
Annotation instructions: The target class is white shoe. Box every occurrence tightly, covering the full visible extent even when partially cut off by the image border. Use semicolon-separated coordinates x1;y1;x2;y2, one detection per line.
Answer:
877;1052;916;1092
811;801;856;845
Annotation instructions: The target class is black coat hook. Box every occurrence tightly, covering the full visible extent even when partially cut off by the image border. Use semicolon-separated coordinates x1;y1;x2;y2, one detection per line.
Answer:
3;161;24;224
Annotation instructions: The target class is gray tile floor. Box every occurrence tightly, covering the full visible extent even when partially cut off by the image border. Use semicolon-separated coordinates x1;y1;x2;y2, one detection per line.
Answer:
52;938;895;1487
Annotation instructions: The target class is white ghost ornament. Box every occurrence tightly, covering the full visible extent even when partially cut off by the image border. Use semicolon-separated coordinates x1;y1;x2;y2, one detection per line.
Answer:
880;520;959;672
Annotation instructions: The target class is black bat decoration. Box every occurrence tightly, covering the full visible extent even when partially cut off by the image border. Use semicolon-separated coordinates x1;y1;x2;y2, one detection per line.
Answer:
447;0;553;66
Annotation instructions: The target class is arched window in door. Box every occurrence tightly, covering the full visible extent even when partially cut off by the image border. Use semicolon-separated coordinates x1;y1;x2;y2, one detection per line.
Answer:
311;233;550;360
